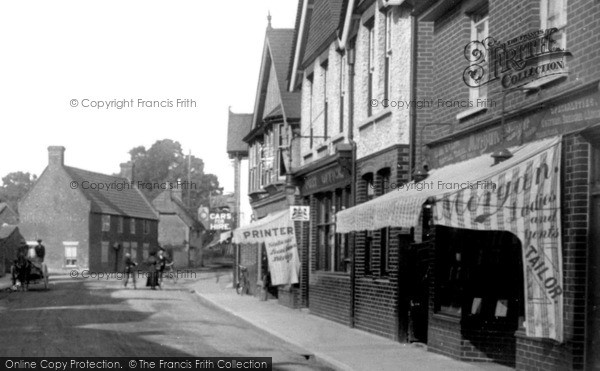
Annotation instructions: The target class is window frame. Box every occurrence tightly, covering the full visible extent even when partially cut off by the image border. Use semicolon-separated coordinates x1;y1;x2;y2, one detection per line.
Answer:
143;220;150;235
117;216;124;234
130;218;136;234
384;9;393;102
367;21;375;116
540;0;567;50
64;243;77;267
469;12;489;104
101;215;111;232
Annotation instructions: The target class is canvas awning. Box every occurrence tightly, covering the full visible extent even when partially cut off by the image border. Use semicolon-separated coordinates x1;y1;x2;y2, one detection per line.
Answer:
336;136;560;233
336;136;564;342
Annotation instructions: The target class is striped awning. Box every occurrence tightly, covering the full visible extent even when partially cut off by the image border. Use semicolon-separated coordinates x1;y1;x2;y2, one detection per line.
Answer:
336;136;564;342
336;136;561;233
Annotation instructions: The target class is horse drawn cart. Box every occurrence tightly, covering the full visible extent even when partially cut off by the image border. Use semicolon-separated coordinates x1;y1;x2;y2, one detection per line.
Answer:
10;242;49;291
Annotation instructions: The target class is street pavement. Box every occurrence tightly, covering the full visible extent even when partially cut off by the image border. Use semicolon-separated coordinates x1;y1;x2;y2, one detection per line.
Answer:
0;272;332;370
192;269;515;371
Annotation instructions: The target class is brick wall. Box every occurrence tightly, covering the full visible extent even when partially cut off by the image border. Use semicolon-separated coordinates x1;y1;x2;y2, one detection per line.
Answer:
513;134;589;371
352;145;410;340
307;194;352;324
416;0;600;147
19;165;90;272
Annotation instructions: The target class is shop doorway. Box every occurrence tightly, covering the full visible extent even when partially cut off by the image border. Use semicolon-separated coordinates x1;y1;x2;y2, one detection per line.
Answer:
435;227;523;367
406;241;433;343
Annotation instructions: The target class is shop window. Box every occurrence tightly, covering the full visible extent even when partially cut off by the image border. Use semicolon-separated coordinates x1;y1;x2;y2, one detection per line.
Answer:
142;243;149;260
435;227;524;324
378;168;391;276
101;215;110;232
316;188;351;272
362;172;375;275
541;0;567;49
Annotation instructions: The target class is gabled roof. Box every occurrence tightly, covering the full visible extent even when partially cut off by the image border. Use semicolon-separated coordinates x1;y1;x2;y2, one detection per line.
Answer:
267;28;301;120
65;167;158;220
227;109;253;156
301;0;346;68
250;26;302;138
152;189;202;230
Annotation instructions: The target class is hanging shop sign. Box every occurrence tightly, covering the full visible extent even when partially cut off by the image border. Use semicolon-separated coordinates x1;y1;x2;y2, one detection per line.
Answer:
433;138;563;341
209;211;233;230
429;92;600;167
463;28;570;90
233;210;300;286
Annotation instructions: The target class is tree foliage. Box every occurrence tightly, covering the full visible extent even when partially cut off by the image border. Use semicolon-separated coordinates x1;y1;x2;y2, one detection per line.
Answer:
128;139;222;212
0;171;37;212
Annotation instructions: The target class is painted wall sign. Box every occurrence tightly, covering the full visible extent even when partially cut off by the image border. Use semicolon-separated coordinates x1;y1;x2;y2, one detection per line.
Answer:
433;139;563;341
429;92;600;168
301;164;350;194
208;211;233;230
464;28;570;90
233;210;300;286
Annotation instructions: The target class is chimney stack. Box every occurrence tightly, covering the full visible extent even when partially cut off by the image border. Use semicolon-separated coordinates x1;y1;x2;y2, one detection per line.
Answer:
171;178;183;202
120;162;134;181
48;146;65;167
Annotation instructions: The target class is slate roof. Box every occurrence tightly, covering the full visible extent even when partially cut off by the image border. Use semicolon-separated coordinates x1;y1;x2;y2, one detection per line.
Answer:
64;167;158;220
266;28;301;120
227;110;253;155
301;0;346;68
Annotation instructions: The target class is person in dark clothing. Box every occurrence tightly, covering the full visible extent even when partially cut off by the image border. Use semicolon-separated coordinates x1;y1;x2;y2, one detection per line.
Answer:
157;248;169;284
34;239;45;263
124;253;137;289
145;251;160;290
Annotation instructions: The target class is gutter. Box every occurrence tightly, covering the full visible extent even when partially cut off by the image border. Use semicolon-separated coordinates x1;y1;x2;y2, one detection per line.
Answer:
337;0;356;51
289;0;309;92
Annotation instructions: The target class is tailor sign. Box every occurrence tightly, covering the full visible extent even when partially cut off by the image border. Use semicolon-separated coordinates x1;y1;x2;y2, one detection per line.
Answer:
434;138;563;341
464;28;569;90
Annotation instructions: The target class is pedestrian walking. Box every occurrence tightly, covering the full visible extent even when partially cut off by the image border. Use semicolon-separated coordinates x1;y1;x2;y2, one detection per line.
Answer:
124;252;137;289
145;251;160;290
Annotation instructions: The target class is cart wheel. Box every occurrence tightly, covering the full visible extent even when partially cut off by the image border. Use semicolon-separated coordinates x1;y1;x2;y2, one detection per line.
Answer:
43;264;49;290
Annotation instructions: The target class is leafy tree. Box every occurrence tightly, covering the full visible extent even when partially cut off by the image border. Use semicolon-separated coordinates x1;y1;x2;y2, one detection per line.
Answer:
128;140;222;212
0;171;37;212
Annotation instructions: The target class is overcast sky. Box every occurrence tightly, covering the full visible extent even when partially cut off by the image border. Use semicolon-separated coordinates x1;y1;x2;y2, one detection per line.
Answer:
0;0;298;193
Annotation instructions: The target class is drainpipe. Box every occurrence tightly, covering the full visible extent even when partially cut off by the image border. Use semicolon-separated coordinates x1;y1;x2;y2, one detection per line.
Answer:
347;43;357;329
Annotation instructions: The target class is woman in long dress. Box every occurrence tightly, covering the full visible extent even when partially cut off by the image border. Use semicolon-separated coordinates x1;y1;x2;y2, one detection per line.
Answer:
146;251;160;289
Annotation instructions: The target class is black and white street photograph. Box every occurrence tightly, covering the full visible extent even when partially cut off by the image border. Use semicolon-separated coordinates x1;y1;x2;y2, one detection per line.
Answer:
1;1;599;370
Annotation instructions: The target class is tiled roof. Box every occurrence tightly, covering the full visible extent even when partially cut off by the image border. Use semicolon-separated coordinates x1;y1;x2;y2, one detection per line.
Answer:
227;110;253;155
301;0;346;68
152;189;202;230
64;167;158;220
266;28;301;120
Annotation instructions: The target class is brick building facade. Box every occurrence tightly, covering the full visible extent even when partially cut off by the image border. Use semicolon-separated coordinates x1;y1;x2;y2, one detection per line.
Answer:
19;147;159;273
410;0;600;369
